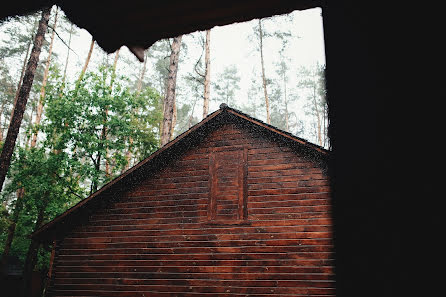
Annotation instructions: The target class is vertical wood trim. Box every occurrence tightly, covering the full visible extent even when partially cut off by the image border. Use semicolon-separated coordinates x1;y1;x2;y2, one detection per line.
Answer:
243;146;249;220
237;149;244;220
48;240;56;279
208;149;216;220
45;239;57;296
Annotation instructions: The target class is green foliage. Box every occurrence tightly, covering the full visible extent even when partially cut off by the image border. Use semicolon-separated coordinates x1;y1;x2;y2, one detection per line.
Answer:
0;64;162;274
44;65;162;192
212;65;241;107
297;63;328;146
0;14;39;60
1;145;82;267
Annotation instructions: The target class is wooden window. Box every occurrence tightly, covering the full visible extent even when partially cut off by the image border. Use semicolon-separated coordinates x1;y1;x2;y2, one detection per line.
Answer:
208;146;248;222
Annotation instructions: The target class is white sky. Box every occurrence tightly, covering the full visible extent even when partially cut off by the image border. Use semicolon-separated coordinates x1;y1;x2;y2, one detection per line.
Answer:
60;7;325;103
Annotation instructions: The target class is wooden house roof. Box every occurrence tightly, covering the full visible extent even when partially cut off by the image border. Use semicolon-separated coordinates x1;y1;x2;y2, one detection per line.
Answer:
32;104;328;242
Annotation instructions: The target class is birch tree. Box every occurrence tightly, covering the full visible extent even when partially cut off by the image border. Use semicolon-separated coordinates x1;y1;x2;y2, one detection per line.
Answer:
251;17;291;125
203;29;211;119
257;19;271;124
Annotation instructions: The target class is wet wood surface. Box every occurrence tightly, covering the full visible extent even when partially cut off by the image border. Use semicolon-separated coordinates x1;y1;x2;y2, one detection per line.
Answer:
48;123;333;296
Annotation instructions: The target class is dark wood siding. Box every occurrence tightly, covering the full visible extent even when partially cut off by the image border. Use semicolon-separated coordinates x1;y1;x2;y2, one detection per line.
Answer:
48;123;333;297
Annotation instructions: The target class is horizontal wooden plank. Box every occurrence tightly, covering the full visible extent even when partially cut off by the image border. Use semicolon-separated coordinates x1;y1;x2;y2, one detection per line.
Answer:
53;271;333;281
249;199;330;208
71;224;332;237
56;259;334;269
99;204;207;215
111;198;209;209
248;163;317;172
132;174;209;186
53;278;335;287
87;217;203;226
248;157;308;166
247;174;327;184
123;192;209;202
248;180;329;190
130;186;209;196
50;291;334;297
51;290;334;297
91;210;208;221
248;147;294;156
57;251;333;262
59;238;333;249
152;168;209;178
248;151;305;160
63;231;332;244
248;168;324;178
57;245;333;256
55;264;334;274
248;213;330;220
82;217;333;229
248;192;330;202
248;187;331;196
249;205;331;214
50;284;335;294
139;180;209;190
204;138;250;148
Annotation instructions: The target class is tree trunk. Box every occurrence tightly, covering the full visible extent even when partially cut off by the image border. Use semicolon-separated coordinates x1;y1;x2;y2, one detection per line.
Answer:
170;100;177;140
312;84;322;146
161;35;182;146
20;205;45;297
111;47;120;84
0;100;7;143
102;108;110;178
203;29;211;119
125;50;148;170
0;7;51;192
62;23;74;84
124;137;134;171
283;69;289;132
105;48;121;177
323;104;327;147
31;7;58;148
258;20;271;124
78;37;95;82
25;98;37;147
12;39;33;118
136;50;148;93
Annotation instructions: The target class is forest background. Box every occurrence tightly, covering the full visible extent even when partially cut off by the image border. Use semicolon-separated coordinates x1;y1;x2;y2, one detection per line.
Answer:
0;5;327;291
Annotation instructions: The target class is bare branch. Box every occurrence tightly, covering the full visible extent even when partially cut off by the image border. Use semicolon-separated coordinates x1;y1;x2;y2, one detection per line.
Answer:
55;174;83;199
47;24;79;58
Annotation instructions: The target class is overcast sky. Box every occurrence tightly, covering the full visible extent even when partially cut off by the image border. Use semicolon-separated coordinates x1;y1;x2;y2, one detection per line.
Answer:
60;7;325;109
1;7;325;142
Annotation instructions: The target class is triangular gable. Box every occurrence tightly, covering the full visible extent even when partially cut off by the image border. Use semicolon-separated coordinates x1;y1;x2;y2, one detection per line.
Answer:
32;104;328;242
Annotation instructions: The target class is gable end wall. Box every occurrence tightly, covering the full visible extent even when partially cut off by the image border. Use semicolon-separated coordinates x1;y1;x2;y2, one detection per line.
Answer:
48;123;334;296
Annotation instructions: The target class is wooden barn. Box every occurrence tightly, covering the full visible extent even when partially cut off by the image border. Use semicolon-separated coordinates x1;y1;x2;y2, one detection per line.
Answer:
32;104;333;297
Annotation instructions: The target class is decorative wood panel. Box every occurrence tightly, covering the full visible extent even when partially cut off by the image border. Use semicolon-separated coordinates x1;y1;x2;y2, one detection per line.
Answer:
208;147;247;221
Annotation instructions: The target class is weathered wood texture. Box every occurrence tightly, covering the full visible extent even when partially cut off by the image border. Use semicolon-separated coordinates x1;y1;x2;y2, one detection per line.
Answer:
47;123;333;296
